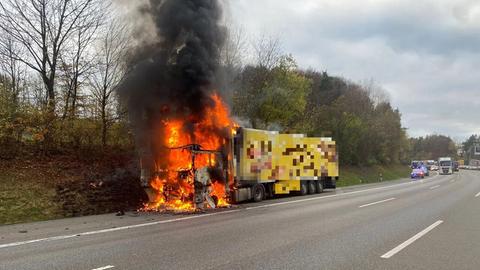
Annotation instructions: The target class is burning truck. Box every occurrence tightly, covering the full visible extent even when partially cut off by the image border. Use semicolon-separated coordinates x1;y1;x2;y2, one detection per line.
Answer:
140;120;339;211
118;0;338;211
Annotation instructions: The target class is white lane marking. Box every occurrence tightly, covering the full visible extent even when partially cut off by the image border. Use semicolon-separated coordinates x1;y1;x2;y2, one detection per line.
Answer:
429;185;440;190
475;192;480;198
0;210;241;249
92;266;115;270
450;179;456;183
359;198;396;208
381;220;443;259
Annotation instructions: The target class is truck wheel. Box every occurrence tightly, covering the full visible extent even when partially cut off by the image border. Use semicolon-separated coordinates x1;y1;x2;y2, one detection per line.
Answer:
315;181;323;193
308;181;316;194
252;184;265;202
300;181;308;196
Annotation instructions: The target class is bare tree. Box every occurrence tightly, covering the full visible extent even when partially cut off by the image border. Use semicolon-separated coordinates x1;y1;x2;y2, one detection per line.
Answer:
361;78;391;106
219;24;247;103
222;25;247;69
59;4;104;119
253;35;282;70
0;0;103;115
90;18;130;147
0;32;25;108
25;74;48;108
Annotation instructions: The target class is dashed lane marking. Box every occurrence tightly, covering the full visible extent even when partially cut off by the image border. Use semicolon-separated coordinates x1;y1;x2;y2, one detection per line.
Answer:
91;266;115;270
381;220;444;259
359;198;396;208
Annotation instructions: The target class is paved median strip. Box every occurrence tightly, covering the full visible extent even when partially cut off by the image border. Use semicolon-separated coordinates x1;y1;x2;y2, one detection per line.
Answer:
358;198;396;208
381;220;444;259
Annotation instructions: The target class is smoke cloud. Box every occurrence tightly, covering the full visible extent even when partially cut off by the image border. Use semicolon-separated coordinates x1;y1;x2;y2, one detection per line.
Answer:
118;0;227;155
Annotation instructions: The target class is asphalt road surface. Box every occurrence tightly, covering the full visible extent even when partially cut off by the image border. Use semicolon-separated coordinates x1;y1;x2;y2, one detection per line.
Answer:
1;170;480;270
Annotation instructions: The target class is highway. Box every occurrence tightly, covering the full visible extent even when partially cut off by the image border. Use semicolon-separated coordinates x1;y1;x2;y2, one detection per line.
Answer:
1;170;479;270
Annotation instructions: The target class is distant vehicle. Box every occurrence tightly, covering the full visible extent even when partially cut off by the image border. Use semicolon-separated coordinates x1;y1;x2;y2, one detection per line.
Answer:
411;160;429;176
411;168;425;179
438;157;453;175
421;163;430;176
426;160;435;170
453;161;459;172
430;165;439;171
411;160;421;169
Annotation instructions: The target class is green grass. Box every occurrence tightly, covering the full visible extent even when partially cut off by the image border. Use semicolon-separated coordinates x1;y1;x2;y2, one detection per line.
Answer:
0;168;62;225
338;164;411;187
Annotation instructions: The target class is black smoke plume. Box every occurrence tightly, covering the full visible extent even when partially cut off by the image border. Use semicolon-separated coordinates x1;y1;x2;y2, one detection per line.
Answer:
118;0;227;158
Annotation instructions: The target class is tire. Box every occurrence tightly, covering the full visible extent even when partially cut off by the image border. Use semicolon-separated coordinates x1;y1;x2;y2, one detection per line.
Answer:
308;181;316;194
315;181;323;193
300;181;308;196
252;184;265;202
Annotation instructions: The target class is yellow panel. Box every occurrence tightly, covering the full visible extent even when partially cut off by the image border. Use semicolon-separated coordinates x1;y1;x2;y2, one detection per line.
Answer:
274;180;301;194
236;128;338;183
328;161;339;177
286;180;300;191
274;182;289;194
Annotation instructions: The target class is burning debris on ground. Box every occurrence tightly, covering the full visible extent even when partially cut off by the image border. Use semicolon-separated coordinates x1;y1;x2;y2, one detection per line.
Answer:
118;0;234;212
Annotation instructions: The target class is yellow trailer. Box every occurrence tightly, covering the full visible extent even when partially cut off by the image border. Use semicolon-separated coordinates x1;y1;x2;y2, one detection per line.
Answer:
232;128;338;202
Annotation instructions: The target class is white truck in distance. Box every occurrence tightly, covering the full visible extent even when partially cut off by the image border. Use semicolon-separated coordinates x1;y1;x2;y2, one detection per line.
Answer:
438;157;453;175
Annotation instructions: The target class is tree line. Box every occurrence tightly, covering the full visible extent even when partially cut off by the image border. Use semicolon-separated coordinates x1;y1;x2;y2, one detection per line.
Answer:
0;0;132;158
408;135;457;161
231;55;410;165
0;0;461;166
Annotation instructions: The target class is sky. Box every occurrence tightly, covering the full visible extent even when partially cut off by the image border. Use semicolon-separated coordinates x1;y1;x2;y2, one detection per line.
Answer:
228;0;480;141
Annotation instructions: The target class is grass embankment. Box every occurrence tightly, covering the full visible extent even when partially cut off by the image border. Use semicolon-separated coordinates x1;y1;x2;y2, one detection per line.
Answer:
0;154;143;225
338;165;411;187
0;158;68;225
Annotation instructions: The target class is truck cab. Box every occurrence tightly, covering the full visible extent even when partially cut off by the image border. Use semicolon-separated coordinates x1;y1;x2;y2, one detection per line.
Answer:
438;157;453;175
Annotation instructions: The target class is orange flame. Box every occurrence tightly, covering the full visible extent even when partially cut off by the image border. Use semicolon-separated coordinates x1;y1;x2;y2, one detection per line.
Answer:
143;93;235;211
